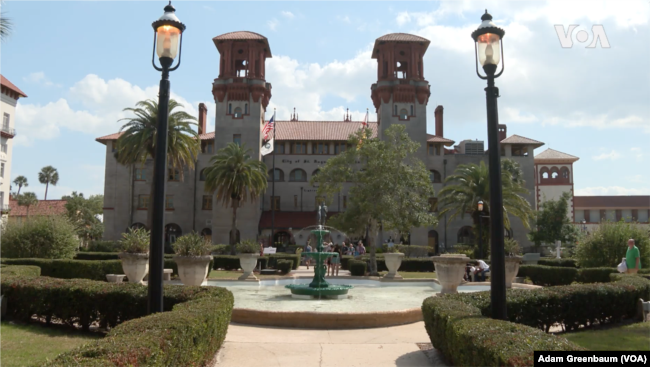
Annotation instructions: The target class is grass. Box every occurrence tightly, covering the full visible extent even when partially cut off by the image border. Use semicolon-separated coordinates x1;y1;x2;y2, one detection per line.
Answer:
378;271;437;279
208;270;284;279
1;322;101;367
563;322;650;351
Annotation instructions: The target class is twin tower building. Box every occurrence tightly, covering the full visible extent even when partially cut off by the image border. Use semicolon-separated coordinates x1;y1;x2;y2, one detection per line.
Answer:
98;31;545;252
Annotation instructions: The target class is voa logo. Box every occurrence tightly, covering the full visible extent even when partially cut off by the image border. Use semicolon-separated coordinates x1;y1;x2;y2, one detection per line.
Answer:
554;25;610;48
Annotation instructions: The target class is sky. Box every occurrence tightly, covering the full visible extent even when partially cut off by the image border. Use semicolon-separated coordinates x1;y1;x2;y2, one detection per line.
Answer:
2;0;649;200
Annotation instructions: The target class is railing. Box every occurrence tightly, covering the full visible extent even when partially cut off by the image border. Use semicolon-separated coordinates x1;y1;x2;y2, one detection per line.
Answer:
1;125;15;137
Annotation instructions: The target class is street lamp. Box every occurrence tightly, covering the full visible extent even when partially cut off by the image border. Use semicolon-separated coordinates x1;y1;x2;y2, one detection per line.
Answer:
148;1;186;314
477;200;484;259
581;219;587;233
472;10;507;320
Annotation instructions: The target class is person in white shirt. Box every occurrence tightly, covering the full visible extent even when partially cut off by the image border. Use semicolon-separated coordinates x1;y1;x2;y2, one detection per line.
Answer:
474;260;490;281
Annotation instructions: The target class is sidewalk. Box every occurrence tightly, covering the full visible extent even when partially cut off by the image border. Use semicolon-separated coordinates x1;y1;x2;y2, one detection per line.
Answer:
214;322;448;367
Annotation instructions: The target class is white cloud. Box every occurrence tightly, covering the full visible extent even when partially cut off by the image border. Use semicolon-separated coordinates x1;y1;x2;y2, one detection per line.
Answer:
396;12;411;26
575;186;648;196
592;150;622;161
630;147;644;161
267;18;279;31
281;11;294;19
336;15;351;24
503;107;538;124
23;72;59;87
626;175;645;183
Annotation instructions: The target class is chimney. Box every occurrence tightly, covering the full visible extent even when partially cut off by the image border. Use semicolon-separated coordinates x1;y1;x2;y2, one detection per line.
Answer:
434;105;444;137
498;124;507;142
198;103;207;135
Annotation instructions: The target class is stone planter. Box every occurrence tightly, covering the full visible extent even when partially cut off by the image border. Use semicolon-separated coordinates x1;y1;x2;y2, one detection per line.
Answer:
238;253;260;281
118;253;149;284
383;253;405;280
432;255;468;294
504;256;522;288
175;255;212;286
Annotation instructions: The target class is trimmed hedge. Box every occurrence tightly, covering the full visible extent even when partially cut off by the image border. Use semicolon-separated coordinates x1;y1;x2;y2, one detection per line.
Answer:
213;254;299;271
422;295;583;367
83;240;121;252
575;267;618;284
538;258;578;268
74;252;120;261
349;260;367;276
0;264;41;277
517;265;618;286
277;260;293;275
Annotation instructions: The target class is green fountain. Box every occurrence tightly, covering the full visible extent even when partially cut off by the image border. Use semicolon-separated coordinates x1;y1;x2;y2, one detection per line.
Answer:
285;205;353;299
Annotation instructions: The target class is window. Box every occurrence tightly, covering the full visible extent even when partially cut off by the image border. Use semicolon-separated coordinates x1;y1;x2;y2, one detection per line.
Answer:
410;105;414;116
165;195;174;210
289;169;307;182
394;105;398;115
269;168;284;182
203;142;214;154
271;196;280;211
275;142;285;154
622;209;632;222
561;167;570;179
312;142;329;155
429;198;438;212
399;109;408;120
1;144;7;153
638;209;649;223
294;195;298;208
200;169;207;181
233;134;241;146
574;210;585;222
428;144;434;155
234;107;242;118
168;168;180;181
430;170;442;183
428;144;441;156
291;142;307;154
135;168;146;181
589;209;601;222
228;104;232;114
334;142;347;154
138;195;150;209
0;163;4;178
512;146;528;156
2;113;9;129
343;195;347;209
202;195;212;210
245;104;248;115
606;210;616;221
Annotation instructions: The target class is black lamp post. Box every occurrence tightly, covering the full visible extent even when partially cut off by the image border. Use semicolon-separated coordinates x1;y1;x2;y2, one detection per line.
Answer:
472;10;507;320
148;1;185;314
477;200;485;259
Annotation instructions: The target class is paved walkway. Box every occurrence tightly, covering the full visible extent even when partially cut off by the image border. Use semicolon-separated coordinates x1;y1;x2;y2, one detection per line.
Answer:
214;322;448;367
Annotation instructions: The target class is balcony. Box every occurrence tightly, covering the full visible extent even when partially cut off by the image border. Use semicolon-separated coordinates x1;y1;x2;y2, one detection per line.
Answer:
1;124;16;138
0;204;10;214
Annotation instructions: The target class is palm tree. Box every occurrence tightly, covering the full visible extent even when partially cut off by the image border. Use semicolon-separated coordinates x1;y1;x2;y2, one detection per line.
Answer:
17;192;38;218
38;166;59;200
204;143;267;254
437;160;533;256
115;99;199;228
13;175;28;196
0;8;12;42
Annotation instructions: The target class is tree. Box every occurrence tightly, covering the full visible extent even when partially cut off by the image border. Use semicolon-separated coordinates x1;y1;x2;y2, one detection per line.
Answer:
576;220;649;268
62;191;104;247
115;99;199;229
314;125;438;275
17;192;38;218
13;175;28;196
437;159;533;257
38;166;59;200
528;192;578;251
204;143;267;254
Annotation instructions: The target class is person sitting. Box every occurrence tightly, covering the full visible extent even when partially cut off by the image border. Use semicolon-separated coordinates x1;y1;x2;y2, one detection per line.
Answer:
474;259;490;282
464;263;475;282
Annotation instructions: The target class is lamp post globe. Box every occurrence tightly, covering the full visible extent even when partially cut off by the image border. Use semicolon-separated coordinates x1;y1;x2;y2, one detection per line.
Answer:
472;10;507;320
147;1;186;315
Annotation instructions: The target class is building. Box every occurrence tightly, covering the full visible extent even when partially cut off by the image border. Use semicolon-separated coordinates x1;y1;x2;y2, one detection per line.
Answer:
7;198;68;225
0;75;28;225
98;31;552;252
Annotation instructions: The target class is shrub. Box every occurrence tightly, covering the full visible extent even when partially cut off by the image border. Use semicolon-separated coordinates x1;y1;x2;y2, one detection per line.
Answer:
349;260;367;276
119;227;150;254
173;232;212;256
517;265;578;286
447;244;474;258
1;216;79;259
84;240;121;252
538;258;578;268
74;252;120;260
0;265;41;277
575;220;650;268
267;254;300;270
575;267;617;284
277;260;293;275
504;237;521;256
1;258;123;280
400;245;431;258
236;239;259;254
422;296;583;367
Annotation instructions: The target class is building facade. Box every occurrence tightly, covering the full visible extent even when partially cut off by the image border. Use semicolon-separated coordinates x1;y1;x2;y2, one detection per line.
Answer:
0;75;28;225
99;31;550;251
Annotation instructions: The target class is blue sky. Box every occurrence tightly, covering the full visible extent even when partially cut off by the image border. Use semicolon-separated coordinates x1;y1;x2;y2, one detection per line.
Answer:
2;1;649;200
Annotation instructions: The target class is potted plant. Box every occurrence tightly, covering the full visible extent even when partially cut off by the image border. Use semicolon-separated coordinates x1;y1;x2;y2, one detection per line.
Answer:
382;245;404;280
118;227;150;284
236;239;260;281
173;232;213;286
504;237;523;288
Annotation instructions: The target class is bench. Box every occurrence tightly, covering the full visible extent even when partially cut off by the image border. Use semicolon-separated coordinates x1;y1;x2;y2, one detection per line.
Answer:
472;270;491;282
522;253;541;265
106;274;126;283
163;269;173;281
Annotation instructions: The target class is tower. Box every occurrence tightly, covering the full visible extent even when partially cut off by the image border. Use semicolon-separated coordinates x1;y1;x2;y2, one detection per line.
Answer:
211;31;272;244
534;148;579;220
370;33;431;161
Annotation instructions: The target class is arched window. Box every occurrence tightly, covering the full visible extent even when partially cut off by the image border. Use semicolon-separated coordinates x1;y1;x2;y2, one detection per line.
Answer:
430;170;442;183
200;168;207;181
289;169;307;182
234;107;242;118
274;231;291;246
551;167;559;179
540;167;550;180
561;167;570;180
399;109;408;120
164;223;182;250
268;168;284;182
457;226;475;245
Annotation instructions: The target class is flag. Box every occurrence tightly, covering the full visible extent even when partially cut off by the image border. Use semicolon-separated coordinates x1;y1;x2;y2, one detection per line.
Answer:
361;110;368;128
262;115;275;141
261;138;274;156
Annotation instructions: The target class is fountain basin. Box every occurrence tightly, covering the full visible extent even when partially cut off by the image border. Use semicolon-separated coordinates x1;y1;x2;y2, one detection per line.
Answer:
285;284;353;299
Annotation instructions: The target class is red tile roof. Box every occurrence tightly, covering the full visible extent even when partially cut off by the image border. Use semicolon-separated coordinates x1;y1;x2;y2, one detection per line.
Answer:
500;134;544;148
8;199;67;217
96;131;215;145
574;196;650;209
534;148;579;163
376;33;429;43
275;121;378;141
212;31;272;57
0;75;28;98
259;210;341;230
426;134;455;146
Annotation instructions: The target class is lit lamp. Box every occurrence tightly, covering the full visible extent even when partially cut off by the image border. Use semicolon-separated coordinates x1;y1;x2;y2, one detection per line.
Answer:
478;200;484;212
147;1;186;315
471;10;507;321
477;200;484;260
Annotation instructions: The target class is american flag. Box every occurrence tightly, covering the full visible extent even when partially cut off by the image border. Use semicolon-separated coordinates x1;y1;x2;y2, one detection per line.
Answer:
361;110;368;128
261;114;275;141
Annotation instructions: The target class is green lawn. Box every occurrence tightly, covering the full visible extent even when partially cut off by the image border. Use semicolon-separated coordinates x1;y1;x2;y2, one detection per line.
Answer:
563;322;650;351
1;322;101;367
378;271;437;279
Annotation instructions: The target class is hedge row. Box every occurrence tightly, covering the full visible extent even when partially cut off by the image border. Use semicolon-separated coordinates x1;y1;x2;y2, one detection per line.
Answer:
0;264;41;277
538;258;579;268
517;265;617;286
349;261;367;276
340;256;435;273
74;252;177;261
422;296;583;367
212;254;300;271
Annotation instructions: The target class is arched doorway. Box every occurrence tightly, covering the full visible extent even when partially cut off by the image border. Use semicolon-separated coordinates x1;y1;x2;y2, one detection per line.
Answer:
428;230;439;254
457;226;474;245
201;228;212;242
164;223;182;253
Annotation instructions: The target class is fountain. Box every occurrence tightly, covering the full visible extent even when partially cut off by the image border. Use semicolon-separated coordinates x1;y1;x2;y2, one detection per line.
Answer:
285;205;353;299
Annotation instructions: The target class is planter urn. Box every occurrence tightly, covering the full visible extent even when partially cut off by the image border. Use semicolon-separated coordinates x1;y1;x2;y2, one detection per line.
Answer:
431;255;468;294
383;253;405;280
118;253;149;284
238;253;260;281
174;255;213;286
504;256;523;288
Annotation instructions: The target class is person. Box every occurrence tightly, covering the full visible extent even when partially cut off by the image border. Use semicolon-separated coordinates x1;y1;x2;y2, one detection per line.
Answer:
331;244;342;276
325;242;334;276
305;241;313;269
349;243;356;256
464;263;475;282
474;260;490;281
388;236;394;248
357;241;366;256
626;238;642;274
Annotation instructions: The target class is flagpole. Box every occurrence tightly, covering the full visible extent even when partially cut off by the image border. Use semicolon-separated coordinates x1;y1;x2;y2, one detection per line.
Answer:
271;108;276;248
